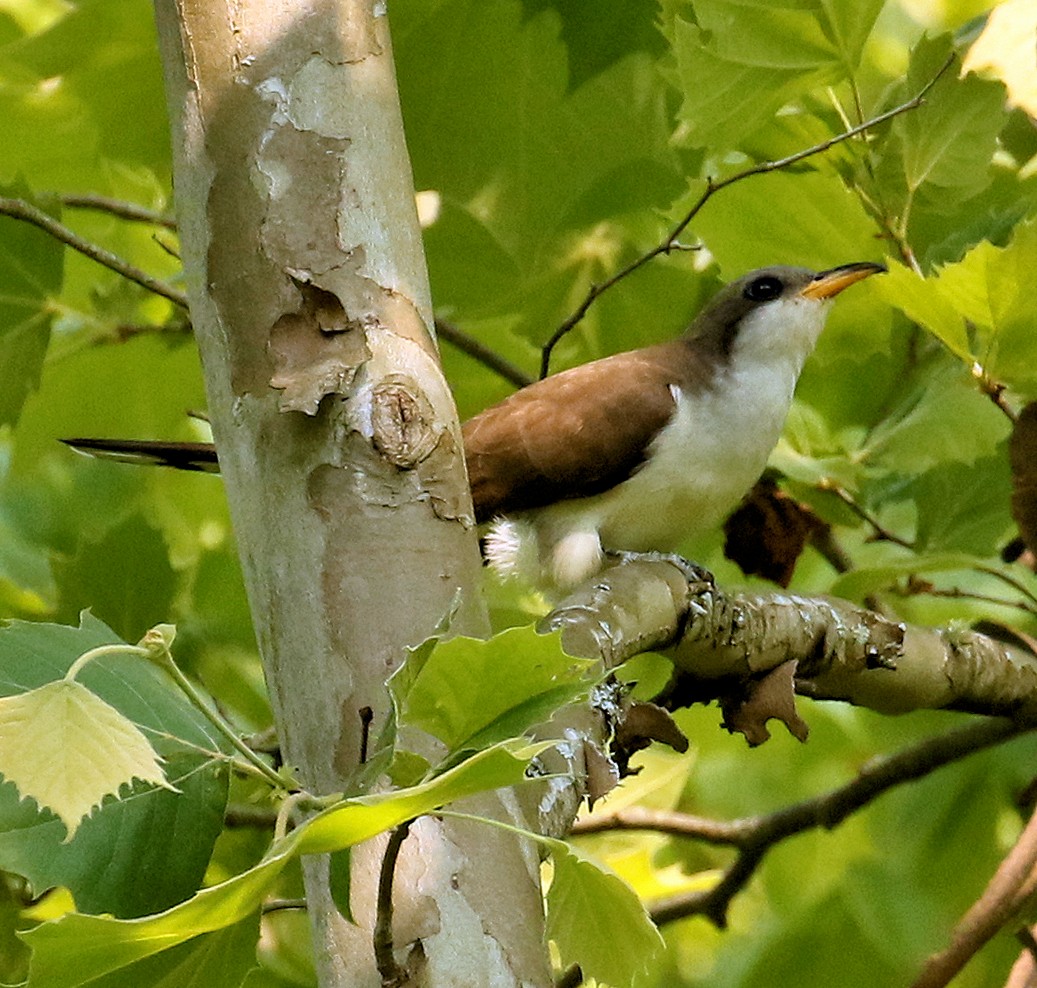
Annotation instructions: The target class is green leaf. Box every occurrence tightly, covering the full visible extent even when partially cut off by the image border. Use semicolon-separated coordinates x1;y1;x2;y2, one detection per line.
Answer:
889;35;1007;203
0;616;230;916
298;739;545;855
53;514;177;643
393;626;593;755
23;740;544;987
80;912;260;988
3;0;170;180
0;678;170;840
327;848;354;924
872;261;970;359
0;756;228;918
688;170;880;275
859;363;1010;473
669;0;849;150
516;0;666;89
817;0;884;70
0;182;61;426
545;839;664;988
828;551;988;601
908;456;1013;556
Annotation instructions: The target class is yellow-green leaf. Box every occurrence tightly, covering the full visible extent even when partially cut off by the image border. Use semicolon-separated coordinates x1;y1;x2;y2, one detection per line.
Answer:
0;680;170;840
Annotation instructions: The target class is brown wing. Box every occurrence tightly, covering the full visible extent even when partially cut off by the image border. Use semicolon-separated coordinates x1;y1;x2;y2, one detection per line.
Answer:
462;345;687;522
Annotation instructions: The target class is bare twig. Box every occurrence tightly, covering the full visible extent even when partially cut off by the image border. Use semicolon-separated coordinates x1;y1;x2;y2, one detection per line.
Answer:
581;718;1032;928
0;196;188;309
538;52;956;379
818;479;916;548
1005;926;1037;988
59;193;177;230
911;803;1037;988
435;318;533;389
373;820;414;988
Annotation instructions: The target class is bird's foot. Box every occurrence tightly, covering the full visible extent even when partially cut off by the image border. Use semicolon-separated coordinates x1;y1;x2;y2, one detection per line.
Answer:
605;550;715;587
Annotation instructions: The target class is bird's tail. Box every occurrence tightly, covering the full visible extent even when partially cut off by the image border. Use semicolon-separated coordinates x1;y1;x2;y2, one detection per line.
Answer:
61;438;220;473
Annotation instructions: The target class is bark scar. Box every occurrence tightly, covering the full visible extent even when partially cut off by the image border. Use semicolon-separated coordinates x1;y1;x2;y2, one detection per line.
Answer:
268;280;372;415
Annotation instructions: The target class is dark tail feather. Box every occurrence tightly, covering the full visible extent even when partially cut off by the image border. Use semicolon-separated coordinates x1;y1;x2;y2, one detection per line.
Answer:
61;438;220;473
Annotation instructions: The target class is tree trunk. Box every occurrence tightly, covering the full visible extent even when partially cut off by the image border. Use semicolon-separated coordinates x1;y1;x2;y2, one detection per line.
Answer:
151;2;551;984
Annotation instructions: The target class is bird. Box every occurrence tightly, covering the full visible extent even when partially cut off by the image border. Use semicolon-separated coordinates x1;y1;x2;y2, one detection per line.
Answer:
64;261;884;592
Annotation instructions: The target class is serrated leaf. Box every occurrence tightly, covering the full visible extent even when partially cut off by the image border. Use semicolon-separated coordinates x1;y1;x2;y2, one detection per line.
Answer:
0;181;61;427
871;262;970;359
828;551;988;601
0;755;227;918
0;679;171;840
891;36;1007;201
23;739;545;987
908;456;1013;556
54;514;177;643
393;626;594;755
860;363;1010;472
545;839;664;988
0;616;230;916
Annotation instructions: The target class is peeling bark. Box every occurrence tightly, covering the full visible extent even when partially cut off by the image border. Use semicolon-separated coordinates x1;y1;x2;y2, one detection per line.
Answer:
543;559;1037;727
151;2;550;984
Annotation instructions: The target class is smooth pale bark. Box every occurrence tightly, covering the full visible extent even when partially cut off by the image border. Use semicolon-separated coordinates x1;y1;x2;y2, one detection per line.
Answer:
151;2;551;984
545;559;1037;722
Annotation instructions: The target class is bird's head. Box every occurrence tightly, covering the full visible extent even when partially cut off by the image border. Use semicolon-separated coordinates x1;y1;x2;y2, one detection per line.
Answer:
688;261;886;366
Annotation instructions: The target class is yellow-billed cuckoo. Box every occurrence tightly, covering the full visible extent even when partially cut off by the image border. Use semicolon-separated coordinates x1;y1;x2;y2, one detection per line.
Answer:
64;262;883;590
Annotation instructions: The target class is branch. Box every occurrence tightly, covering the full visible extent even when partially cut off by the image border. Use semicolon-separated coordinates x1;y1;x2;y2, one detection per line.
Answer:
0;196;188;309
434;317;533;389
59;193;177;230
595;718;1029;928
911;802;1037;988
543;559;1037;724
538;52;956;379
373;820;414;988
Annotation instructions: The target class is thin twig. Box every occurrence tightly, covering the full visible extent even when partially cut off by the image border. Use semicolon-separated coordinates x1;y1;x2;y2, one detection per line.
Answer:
373;820;414;988
605;718;1033;928
818;479;915;548
538;52;956;379
0;196;188;309
59;193;177;230
435;317;533;389
911;804;1037;988
920;586;1037;617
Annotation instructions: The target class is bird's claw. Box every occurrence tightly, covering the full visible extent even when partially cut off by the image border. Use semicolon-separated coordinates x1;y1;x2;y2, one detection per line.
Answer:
606;550;715;587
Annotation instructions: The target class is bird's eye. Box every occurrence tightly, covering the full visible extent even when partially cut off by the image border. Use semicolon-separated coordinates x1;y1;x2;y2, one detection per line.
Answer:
743;275;784;302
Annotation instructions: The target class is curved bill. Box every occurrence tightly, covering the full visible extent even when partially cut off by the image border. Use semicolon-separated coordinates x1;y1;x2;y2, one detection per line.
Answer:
799;261;886;300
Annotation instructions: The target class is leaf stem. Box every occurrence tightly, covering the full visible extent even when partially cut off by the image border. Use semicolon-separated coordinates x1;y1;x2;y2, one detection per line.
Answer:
64;643;147;682
140;632;291;790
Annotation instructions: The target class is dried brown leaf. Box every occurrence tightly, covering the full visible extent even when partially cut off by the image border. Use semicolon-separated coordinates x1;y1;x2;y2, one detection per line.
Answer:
721;660;809;747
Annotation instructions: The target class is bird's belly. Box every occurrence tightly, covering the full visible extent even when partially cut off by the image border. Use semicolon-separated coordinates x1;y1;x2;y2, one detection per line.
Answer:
589;372;791;551
493;367;796;589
